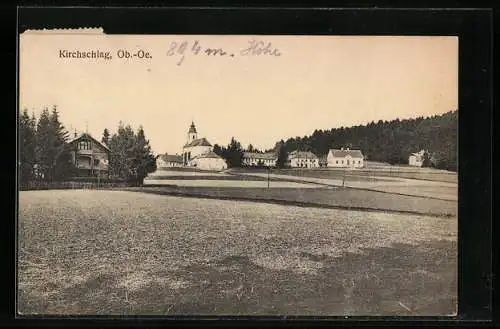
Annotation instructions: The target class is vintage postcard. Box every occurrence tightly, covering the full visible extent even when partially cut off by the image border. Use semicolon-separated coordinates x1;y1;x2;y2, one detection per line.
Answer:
18;31;458;316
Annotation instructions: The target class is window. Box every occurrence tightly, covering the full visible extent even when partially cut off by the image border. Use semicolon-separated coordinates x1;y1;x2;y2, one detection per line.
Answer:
94;159;100;166
341;160;344;164
78;141;91;150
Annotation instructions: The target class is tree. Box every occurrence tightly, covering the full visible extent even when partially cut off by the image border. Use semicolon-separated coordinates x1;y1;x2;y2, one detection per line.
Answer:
101;128;110;146
108;122;136;180
276;140;288;169
35;107;51;180
49;106;71;180
223;137;244;168
422;151;432;167
19;108;37;183
129;126;157;186
247;144;254;152
108;123;156;185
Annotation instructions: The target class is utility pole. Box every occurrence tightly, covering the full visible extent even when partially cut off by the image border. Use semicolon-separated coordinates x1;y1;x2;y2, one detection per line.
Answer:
267;165;270;189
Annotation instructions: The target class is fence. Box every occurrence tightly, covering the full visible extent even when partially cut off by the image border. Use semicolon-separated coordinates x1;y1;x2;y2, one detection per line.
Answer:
19;180;132;191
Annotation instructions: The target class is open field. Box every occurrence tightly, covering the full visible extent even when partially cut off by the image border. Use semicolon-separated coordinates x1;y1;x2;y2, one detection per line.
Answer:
149;169;229;177
230;171;457;202
130;186;457;218
230;167;458;184
144;179;321;188
18;190;457;315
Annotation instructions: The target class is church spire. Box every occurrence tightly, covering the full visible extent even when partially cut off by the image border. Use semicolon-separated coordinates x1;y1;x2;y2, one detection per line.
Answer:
187;121;197;142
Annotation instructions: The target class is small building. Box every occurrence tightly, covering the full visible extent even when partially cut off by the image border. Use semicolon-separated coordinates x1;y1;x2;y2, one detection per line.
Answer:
68;132;110;177
409;150;425;167
189;151;227;171
242;152;277;167
288;150;319;168
156;153;184;169
327;148;364;168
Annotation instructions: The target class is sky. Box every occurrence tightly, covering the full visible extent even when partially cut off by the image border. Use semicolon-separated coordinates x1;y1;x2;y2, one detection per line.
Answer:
19;33;458;155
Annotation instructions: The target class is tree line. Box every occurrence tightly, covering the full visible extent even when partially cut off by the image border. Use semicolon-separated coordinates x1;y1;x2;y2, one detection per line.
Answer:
213;137;288;169
19;105;157;186
273;110;458;171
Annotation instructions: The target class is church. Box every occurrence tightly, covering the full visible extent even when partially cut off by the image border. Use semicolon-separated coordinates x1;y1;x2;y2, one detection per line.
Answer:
181;121;227;171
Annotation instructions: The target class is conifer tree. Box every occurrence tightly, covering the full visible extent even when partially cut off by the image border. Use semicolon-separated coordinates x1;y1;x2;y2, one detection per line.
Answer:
19;108;37;183
101;128;110;146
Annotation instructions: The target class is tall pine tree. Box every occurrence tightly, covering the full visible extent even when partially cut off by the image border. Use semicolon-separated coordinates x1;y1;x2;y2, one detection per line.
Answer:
35;107;51;180
101;128;110;146
19;109;37;183
49;105;71;180
130;126;157;186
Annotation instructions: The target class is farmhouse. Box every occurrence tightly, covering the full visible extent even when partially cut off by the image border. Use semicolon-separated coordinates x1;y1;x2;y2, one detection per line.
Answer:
288;150;319;168
242;152;277;167
327;148;364;168
68;132;110;177
156;153;183;169
182;121;227;171
409;150;425;167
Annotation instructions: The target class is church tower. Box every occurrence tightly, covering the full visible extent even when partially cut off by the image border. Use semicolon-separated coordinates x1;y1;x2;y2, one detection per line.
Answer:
187;121;197;143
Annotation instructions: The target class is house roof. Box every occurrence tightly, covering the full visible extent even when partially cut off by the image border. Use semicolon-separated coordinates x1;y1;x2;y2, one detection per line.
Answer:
328;149;364;159
68;133;110;152
288;150;318;159
158;154;183;163
183;137;212;148
243;152;277;160
192;151;223;160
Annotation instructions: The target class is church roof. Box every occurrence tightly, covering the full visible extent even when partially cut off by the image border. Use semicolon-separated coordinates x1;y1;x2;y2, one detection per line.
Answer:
192;150;223;160
188;122;197;134
183;137;212;148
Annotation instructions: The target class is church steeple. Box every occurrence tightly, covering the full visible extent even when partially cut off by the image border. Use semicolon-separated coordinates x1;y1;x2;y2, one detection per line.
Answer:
187;121;197;142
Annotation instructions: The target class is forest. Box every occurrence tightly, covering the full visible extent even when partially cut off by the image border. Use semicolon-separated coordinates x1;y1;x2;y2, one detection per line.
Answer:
270;110;458;171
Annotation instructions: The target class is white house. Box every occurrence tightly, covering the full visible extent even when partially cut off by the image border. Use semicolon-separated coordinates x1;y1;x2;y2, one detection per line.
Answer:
242;152;277;167
288;150;319;168
156;153;183;169
181;121;227;171
327;148;364;168
409;150;425;167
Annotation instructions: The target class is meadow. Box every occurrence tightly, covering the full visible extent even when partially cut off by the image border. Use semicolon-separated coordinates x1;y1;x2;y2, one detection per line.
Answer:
18;190;457;316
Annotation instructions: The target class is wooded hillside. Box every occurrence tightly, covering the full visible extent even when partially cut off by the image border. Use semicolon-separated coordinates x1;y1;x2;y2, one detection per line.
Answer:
274;110;458;171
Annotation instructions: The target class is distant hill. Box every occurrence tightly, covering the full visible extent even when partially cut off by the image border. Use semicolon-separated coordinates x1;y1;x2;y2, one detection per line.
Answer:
272;110;457;171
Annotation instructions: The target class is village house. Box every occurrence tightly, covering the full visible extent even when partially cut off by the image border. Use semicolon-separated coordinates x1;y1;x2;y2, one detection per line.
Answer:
181;121;227;171
409;150;425;167
327;147;364;168
288;150;319;168
68;132;110;177
242;152;277;167
156;153;183;169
